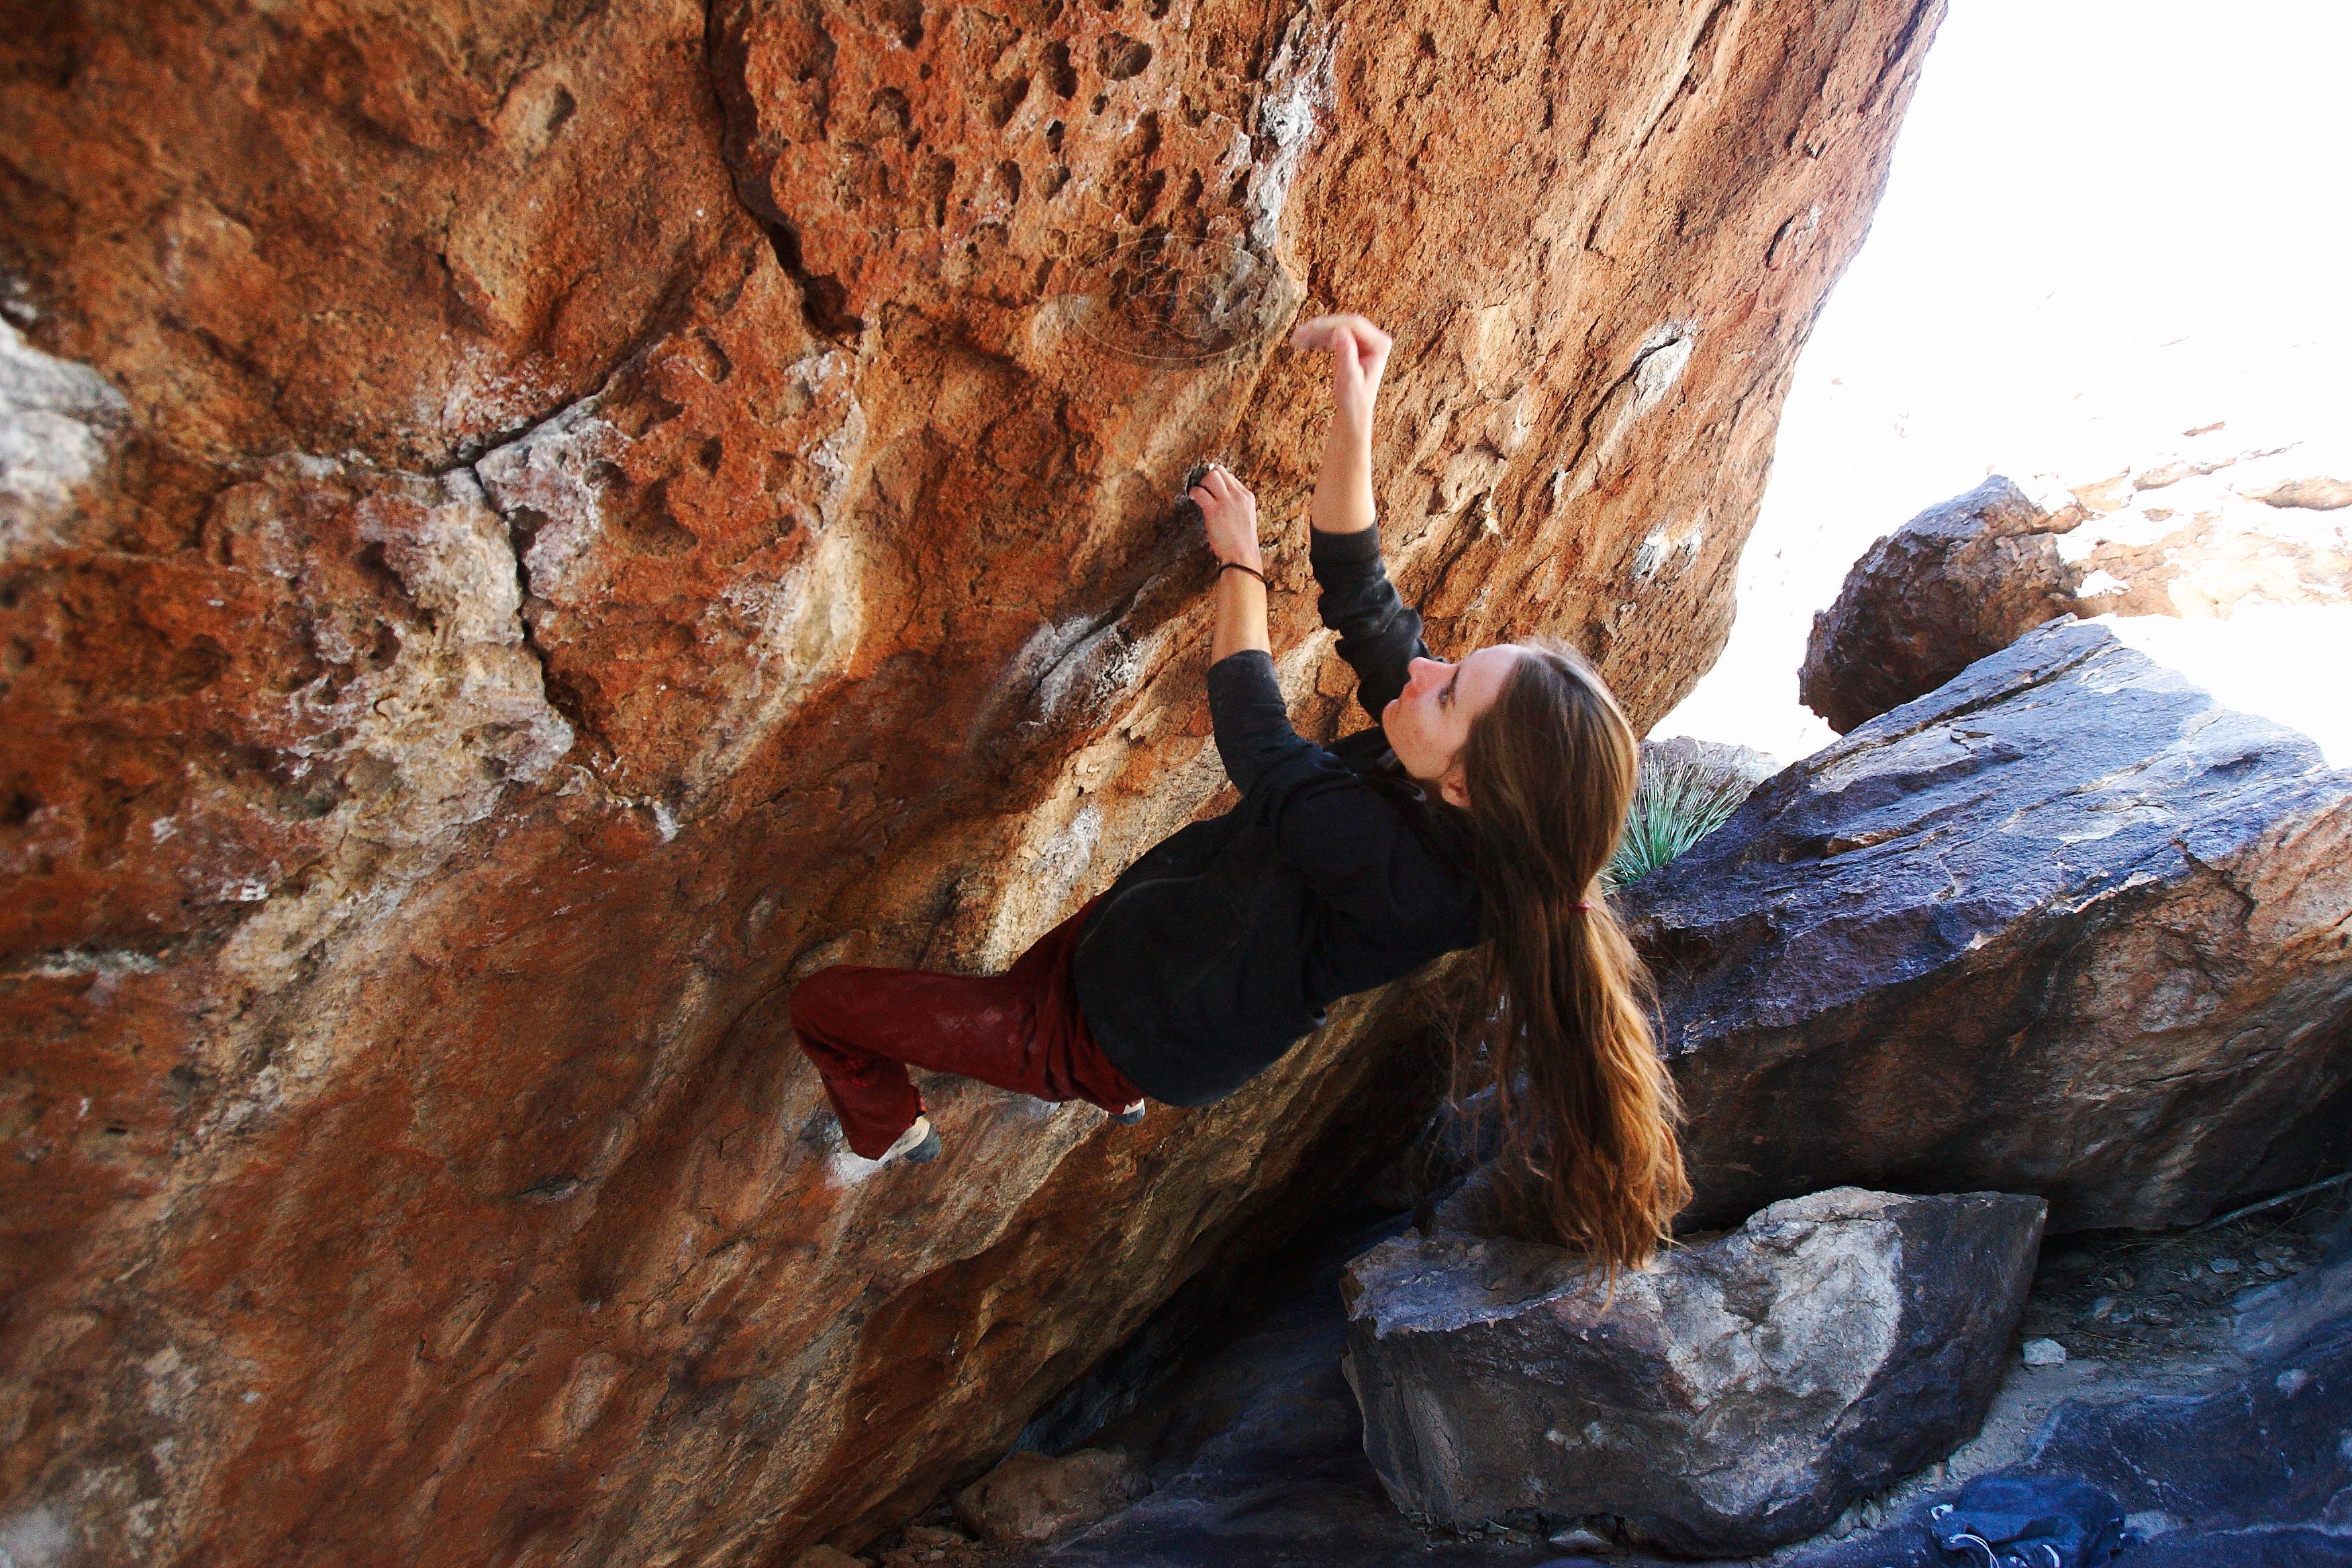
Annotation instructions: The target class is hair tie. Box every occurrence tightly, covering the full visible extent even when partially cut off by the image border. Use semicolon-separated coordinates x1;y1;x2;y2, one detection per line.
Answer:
1571;900;1591;913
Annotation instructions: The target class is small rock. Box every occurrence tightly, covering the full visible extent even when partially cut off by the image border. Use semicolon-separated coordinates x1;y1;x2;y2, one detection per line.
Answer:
789;1548;867;1568
2210;1257;2241;1274
952;1447;1146;1545
2088;1295;2116;1320
899;1526;964;1549
1798;477;2075;733
1547;1524;1613;1552
2022;1338;2069;1367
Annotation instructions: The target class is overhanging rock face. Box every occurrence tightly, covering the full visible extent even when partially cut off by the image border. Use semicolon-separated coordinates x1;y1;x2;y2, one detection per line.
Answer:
1;2;1942;1563
1627;619;2352;1234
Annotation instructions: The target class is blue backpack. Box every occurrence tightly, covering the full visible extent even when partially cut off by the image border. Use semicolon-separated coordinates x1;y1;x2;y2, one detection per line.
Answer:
1928;1475;2129;1568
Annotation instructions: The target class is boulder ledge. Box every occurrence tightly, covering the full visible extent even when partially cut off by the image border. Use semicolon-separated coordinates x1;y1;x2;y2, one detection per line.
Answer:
1340;1187;2046;1557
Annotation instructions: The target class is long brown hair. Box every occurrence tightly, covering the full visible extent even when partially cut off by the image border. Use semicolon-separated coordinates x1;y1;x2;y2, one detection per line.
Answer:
1450;637;1690;1273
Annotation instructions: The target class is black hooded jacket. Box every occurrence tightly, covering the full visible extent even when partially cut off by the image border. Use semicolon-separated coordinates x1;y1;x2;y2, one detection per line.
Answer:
1072;525;1485;1106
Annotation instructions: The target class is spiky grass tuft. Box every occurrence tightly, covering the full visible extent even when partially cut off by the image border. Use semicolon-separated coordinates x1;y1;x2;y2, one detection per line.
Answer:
1608;750;1757;888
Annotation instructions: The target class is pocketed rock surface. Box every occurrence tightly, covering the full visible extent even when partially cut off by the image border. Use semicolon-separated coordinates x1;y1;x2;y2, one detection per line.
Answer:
1338;1187;2044;1558
1;2;1943;1564
1800;436;2352;734
1627;618;2352;1234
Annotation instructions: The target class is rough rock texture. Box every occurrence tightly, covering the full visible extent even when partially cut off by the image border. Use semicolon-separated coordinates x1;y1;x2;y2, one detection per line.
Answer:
1017;1210;1563;1568
1339;1188;2044;1557
2235;1207;2352;1360
1006;1189;2352;1567
1628;619;2352;1233
0;2;1944;1563
1801;437;2352;734
1797;477;2077;734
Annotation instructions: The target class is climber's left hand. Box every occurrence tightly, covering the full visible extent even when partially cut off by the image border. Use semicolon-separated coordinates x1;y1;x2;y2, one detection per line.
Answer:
1292;313;1393;426
1192;463;1261;571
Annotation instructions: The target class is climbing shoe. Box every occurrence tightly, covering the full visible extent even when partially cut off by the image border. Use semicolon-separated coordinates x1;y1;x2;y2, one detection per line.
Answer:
879;1115;941;1165
1112;1101;1146;1125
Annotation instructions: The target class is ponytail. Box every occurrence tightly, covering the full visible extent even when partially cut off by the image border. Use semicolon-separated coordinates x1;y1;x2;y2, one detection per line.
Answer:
1451;638;1690;1274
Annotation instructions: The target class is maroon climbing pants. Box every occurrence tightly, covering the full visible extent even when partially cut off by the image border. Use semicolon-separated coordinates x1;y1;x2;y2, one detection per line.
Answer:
789;897;1144;1159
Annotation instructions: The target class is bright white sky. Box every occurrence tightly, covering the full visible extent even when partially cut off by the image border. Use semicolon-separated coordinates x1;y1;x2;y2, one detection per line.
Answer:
1657;0;2352;761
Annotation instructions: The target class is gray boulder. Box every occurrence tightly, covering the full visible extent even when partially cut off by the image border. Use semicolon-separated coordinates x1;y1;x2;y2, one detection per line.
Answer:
1628;618;2352;1232
1340;1187;2046;1558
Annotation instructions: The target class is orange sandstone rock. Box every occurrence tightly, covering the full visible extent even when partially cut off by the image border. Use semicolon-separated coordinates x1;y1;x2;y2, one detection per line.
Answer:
0;1;1943;1562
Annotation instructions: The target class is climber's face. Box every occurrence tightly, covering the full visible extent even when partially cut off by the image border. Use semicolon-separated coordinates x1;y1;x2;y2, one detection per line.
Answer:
1383;645;1522;809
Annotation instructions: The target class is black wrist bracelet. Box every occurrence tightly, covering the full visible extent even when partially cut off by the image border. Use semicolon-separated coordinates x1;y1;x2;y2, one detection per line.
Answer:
1218;560;1268;587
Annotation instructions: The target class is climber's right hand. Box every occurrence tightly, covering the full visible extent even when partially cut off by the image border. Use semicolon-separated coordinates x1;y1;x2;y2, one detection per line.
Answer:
1291;313;1393;425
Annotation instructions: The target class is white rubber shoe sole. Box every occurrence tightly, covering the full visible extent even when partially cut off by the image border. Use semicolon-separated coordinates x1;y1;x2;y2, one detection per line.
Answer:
1112;1101;1146;1125
879;1114;941;1165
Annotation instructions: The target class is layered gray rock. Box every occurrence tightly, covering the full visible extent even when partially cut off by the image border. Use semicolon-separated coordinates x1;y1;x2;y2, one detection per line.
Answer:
1630;618;2352;1232
1340;1188;2046;1558
1639;735;1781;794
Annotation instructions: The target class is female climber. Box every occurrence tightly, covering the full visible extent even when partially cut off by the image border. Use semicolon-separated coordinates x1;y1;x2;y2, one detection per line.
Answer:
791;313;1691;1271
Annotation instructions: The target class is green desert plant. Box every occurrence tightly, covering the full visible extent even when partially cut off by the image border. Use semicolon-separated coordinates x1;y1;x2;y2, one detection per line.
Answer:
1607;750;1759;888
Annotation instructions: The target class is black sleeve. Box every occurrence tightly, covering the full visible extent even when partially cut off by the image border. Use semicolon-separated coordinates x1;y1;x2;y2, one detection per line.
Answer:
1208;650;1316;794
1208;649;1461;925
1311;524;1429;722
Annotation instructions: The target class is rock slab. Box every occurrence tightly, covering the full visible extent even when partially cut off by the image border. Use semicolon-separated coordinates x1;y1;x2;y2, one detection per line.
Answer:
1340;1187;2047;1558
1630;618;2352;1232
